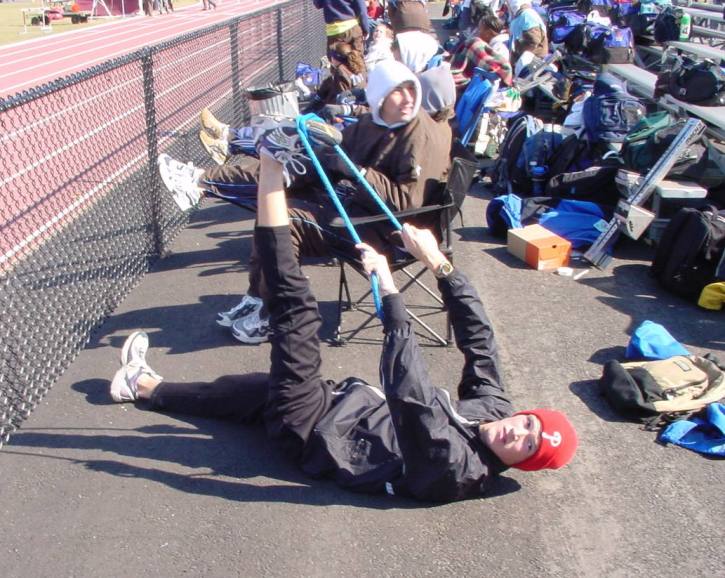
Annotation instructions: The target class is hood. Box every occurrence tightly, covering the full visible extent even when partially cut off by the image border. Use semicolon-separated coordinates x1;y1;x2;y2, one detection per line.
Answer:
366;60;422;128
507;0;528;14
418;62;456;117
395;30;440;74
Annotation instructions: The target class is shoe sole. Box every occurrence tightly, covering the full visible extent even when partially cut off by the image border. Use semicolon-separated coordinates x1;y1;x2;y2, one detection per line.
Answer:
199;131;227;166
305;119;343;147
231;326;270;344
200;109;224;139
121;331;147;367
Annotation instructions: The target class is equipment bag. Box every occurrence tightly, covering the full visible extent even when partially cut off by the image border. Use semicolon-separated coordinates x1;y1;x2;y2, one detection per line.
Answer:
600;354;725;426
489;114;543;195
577;0;615;16
622;118;708;181
549;9;587;45
658;58;725;106
626;0;666;39
611;0;637;25
582;73;646;143
513;130;565;195
653;6;683;43
585;24;635;64
651;206;725;301
545;165;620;205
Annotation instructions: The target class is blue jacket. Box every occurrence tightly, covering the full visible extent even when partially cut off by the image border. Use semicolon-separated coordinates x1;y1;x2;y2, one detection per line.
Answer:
313;0;371;35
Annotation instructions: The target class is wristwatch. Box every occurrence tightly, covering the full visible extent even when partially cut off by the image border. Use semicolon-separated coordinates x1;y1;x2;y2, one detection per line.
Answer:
435;260;454;279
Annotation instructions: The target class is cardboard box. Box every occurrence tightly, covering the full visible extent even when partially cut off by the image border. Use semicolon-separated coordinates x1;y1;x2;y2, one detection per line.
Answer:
507;225;572;271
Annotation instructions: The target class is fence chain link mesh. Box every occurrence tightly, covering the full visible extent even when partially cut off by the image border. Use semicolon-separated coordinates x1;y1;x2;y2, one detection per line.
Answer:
0;1;326;447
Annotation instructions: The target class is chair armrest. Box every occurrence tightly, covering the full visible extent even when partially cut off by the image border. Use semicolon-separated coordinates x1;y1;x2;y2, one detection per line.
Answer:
328;202;454;228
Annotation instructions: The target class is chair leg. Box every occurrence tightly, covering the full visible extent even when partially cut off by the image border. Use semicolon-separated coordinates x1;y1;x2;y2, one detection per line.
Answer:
405;307;448;346
400;266;444;304
334;262;355;345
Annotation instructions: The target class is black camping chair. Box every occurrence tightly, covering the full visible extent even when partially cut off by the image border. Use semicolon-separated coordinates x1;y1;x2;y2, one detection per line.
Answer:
329;156;479;346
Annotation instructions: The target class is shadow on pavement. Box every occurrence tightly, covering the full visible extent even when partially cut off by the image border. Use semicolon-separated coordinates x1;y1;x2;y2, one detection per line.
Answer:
12;380;523;508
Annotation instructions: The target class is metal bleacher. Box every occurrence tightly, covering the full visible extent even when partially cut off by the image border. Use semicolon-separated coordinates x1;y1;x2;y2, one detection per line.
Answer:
604;2;725;141
606;62;725;141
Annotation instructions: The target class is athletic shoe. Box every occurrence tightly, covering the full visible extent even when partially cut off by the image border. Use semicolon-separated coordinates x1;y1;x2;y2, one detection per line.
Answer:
157;153;204;211
200;108;228;140
199;130;229;165
231;309;271;344
216;295;263;327
256;118;342;184
121;331;150;367
110;332;163;402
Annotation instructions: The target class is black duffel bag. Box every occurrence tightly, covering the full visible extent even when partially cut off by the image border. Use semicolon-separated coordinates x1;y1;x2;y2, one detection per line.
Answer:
656;57;725;106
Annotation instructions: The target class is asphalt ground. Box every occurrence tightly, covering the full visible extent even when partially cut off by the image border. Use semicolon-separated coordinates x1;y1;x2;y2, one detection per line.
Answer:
1;5;724;578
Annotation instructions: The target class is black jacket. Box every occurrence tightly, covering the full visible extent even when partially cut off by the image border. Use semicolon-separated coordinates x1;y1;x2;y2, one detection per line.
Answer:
301;270;514;502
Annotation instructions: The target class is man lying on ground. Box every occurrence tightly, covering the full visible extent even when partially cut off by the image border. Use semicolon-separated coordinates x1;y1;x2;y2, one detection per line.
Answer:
110;141;578;502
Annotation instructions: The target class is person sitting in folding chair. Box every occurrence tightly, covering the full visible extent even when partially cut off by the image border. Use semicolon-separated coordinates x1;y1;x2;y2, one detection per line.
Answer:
110;144;578;503
158;60;452;345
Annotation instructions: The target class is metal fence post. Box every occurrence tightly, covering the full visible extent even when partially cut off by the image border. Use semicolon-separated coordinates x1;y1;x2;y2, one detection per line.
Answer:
229;19;244;123
141;48;164;257
276;8;285;82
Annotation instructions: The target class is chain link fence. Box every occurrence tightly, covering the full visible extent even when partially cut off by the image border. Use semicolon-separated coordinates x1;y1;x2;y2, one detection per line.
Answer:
0;0;326;447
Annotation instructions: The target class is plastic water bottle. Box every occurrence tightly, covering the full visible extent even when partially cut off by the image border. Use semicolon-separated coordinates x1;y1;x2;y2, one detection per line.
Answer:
531;164;548;195
679;12;692;41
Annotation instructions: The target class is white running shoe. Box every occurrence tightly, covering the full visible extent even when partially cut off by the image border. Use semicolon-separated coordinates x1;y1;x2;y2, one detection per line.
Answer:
216;295;263;327
158;153;203;211
231;308;271;344
121;331;150;367
110;332;163;403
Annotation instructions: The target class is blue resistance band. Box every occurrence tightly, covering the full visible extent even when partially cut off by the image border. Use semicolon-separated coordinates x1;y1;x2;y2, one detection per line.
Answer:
295;113;403;319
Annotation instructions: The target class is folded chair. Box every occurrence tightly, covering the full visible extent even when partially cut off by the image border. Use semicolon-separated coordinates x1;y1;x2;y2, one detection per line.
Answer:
329;156;479;346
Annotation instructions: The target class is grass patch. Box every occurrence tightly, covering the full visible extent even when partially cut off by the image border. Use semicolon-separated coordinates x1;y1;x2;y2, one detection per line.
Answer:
0;0;199;47
0;1;110;46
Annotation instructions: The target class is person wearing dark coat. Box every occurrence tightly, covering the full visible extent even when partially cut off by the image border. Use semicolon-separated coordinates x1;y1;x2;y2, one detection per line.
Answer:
110;149;578;502
159;61;453;344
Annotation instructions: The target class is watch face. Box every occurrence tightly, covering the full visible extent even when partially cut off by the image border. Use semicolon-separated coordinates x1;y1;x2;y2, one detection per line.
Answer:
438;262;454;277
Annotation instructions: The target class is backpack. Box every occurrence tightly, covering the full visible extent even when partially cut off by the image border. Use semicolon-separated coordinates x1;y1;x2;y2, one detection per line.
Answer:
611;0;637;25
599;354;725;428
585;24;635;64
545;165;620;205
513;130;565;195
651;206;725;300
549;8;586;45
626;0;667;39
582;73;646;143
621;118;709;181
489;114;543;195
657;58;725;106
577;0;615;16
653;6;682;43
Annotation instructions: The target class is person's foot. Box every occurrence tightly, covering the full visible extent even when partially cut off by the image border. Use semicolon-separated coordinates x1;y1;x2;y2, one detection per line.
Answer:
217;295;263;327
231;309;271;344
157;153;204;211
200;108;228;140
199;130;229;165
110;332;163;403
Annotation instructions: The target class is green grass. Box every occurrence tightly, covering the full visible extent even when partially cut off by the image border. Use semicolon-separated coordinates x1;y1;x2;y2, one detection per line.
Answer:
0;0;199;47
0;1;109;46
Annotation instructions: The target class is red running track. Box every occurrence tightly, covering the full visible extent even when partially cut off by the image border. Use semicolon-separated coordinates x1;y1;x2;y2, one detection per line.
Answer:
0;0;318;268
0;0;282;99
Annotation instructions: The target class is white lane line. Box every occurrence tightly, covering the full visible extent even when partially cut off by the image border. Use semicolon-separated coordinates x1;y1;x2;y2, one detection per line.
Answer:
1;37;234;190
